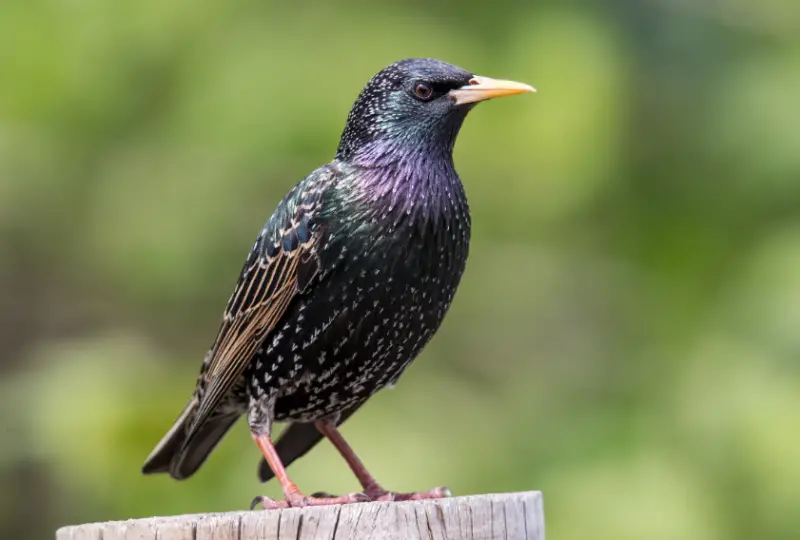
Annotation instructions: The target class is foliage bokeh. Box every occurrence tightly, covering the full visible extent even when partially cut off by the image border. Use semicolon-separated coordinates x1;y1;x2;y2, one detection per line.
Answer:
1;1;799;538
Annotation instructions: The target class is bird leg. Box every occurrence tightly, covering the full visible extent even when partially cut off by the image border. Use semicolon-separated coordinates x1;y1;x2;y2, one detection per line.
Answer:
251;433;369;509
315;420;451;502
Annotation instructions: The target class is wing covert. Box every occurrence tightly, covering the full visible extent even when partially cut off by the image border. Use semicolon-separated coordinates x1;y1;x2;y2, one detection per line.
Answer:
188;168;336;436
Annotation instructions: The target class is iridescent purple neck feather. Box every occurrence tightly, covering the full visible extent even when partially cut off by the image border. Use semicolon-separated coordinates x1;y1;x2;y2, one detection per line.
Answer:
331;59;476;230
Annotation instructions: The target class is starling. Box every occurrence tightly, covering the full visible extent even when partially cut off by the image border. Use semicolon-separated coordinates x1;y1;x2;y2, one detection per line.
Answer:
142;58;534;509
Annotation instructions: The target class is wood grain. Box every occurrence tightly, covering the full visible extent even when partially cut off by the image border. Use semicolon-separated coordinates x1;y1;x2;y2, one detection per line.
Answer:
56;492;544;540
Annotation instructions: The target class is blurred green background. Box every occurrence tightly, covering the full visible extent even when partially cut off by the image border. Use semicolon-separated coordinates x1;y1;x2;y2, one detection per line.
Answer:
1;0;799;538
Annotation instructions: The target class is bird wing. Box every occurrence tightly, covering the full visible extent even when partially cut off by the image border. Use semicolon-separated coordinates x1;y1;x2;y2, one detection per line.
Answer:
258;404;363;482
187;168;334;438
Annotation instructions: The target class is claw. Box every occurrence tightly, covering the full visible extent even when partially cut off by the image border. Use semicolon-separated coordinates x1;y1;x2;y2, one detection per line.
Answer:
251;491;369;510
367;486;452;502
250;496;290;510
252;486;445;509
354;492;371;503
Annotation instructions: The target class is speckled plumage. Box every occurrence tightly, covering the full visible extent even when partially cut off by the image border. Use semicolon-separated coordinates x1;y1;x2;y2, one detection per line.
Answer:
142;59;532;495
250;153;470;425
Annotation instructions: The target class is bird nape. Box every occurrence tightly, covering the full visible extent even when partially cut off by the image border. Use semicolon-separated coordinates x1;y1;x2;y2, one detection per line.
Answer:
142;58;534;509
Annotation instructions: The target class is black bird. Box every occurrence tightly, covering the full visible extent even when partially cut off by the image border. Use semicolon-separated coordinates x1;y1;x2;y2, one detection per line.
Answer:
142;58;534;509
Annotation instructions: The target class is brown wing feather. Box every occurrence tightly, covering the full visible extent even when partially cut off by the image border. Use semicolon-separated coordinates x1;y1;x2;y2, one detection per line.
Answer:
142;166;337;479
189;243;314;436
188;166;336;436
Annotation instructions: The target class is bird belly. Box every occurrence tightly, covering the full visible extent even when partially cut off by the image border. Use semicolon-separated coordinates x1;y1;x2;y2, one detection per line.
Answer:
246;200;470;423
246;265;457;423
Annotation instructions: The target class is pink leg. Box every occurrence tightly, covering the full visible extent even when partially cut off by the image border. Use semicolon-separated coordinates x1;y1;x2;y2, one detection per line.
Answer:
252;433;369;509
315;420;451;502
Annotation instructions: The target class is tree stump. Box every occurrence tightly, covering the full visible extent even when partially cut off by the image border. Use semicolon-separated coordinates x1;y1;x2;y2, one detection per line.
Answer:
56;491;544;539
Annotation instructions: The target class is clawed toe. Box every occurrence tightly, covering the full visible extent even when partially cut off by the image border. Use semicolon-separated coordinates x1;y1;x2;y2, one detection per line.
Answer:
287;491;369;507
251;484;449;509
251;496;290;510
366;486;452;502
251;491;369;510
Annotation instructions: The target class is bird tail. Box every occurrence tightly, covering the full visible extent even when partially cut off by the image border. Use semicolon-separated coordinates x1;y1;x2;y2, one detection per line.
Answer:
142;399;241;480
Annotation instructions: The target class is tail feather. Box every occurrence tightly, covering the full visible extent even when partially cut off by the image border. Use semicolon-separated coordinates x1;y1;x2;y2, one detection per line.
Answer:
143;400;241;480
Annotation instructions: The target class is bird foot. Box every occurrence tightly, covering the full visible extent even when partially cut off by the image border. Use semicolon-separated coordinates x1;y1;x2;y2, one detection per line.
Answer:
365;485;452;502
251;490;370;510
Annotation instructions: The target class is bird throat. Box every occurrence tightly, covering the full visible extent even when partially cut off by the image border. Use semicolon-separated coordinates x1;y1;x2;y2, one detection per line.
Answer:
342;140;466;226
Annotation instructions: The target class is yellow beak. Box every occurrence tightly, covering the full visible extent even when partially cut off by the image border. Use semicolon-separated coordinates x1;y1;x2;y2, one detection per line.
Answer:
448;75;536;105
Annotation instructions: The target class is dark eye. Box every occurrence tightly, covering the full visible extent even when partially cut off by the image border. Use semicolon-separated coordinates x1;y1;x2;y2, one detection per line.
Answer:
413;82;433;101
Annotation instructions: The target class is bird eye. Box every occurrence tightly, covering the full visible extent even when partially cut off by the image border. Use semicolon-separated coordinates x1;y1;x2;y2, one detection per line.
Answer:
413;82;433;101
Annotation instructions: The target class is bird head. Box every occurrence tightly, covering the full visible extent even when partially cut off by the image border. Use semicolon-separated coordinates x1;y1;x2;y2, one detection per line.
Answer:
336;58;534;162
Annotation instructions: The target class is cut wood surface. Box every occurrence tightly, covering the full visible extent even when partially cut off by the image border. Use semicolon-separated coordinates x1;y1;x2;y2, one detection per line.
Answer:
56;491;544;540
